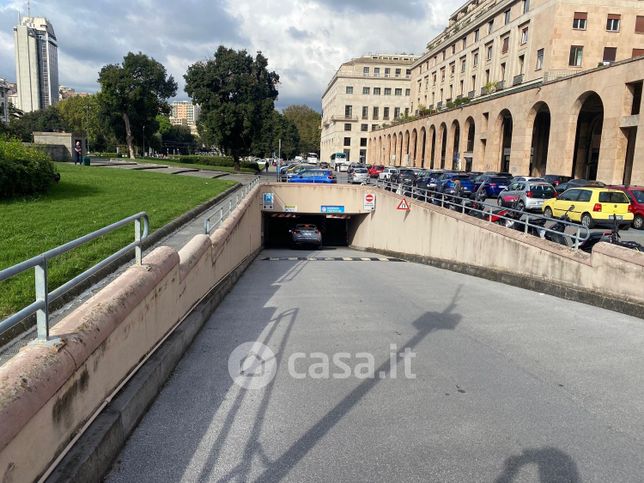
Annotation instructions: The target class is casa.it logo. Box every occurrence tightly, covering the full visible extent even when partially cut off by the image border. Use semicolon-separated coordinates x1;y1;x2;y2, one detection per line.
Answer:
228;341;277;390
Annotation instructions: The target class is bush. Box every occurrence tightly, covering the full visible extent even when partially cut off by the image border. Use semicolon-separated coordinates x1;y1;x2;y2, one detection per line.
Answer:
0;138;59;199
174;155;260;172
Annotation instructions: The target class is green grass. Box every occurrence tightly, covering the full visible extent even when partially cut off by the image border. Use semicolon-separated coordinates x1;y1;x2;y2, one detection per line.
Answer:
138;157;257;174
0;163;236;319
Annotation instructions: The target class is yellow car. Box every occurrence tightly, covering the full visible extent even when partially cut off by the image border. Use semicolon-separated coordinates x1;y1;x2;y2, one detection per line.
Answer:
542;187;634;228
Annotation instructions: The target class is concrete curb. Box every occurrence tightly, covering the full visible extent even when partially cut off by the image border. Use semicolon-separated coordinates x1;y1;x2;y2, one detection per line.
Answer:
352;247;644;319
45;248;261;483
0;183;241;347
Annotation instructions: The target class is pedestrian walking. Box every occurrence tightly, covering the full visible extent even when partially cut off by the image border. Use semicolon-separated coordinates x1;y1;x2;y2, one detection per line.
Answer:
74;141;82;165
265;160;269;173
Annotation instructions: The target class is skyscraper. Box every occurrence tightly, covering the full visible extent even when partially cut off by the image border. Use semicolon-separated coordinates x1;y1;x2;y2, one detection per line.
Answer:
14;16;59;112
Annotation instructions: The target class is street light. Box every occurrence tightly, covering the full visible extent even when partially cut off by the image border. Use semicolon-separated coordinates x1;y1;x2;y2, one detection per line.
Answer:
142;125;145;158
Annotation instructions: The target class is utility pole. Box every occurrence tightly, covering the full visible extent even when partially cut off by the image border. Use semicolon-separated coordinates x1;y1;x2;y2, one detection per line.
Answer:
276;138;281;181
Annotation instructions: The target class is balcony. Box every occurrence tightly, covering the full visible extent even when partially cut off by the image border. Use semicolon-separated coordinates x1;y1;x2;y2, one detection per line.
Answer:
496;80;505;90
513;74;524;86
331;115;359;122
436;101;443;110
467;90;475;98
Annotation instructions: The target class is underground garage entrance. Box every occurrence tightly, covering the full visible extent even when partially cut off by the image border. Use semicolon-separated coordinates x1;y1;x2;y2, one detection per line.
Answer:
263;213;364;248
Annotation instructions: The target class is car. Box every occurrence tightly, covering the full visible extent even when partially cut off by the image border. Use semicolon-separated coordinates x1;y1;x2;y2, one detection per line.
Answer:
542;187;634;228
348;167;370;184
379;167;398;181
543;174;572;187
471;172;512;194
347;162;366;174
281;163;316;181
554;178;605;194
289;224;322;247
508;176;546;185
473;175;513;199
319;161;330;169
498;181;557;211
368;165;385;178
606;185;644;229
391;168;417;186
415;170;445;192
437;173;475;197
287;169;337;184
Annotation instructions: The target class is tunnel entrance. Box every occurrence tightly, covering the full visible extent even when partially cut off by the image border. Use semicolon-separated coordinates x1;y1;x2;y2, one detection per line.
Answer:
263;213;355;248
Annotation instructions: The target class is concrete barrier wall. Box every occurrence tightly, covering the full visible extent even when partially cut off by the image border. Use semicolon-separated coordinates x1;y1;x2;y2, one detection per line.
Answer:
350;188;644;310
0;187;262;482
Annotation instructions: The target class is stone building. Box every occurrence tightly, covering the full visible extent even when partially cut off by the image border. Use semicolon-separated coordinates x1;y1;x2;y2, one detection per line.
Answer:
368;0;644;185
321;54;417;164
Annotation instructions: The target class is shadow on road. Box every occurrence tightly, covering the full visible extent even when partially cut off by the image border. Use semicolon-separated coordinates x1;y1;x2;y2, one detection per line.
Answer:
495;447;581;483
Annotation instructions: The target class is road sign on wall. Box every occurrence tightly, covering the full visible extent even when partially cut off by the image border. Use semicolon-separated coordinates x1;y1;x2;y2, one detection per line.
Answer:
363;193;376;211
263;193;274;210
397;199;410;211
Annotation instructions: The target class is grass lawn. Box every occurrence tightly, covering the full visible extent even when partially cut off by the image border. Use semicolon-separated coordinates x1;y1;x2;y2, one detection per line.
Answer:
138;157;257;174
0;163;236;319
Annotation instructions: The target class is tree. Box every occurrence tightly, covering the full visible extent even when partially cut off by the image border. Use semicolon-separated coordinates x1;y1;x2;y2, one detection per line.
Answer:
97;52;177;158
155;115;196;154
6;105;66;142
283;105;321;155
184;46;279;170
57;94;114;152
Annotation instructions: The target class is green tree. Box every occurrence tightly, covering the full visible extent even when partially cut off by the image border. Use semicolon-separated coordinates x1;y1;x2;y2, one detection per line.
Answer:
155;115;196;154
250;110;299;159
97;52;177;159
184;46;279;171
57;94;114;151
283;104;321;155
6;105;66;142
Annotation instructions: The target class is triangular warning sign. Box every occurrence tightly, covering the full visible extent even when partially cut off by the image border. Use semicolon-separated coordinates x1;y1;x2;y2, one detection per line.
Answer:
397;198;410;211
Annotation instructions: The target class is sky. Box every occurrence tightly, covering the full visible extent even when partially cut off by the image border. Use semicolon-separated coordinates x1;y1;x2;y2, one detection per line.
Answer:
0;0;463;111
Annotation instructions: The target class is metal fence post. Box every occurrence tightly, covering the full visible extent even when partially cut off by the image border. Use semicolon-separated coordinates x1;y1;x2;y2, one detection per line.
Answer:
524;219;529;233
35;261;49;340
441;194;444;208
574;227;580;249
135;218;142;264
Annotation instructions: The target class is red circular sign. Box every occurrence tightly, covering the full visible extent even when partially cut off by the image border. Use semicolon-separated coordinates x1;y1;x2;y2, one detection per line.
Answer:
365;194;374;202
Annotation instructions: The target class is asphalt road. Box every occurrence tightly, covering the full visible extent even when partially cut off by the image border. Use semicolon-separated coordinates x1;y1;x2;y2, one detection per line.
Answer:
107;247;644;482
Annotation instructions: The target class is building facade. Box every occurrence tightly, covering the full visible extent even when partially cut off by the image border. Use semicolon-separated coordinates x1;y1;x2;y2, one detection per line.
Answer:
170;101;201;135
369;0;644;186
14;16;59;113
0;79;9;124
320;54;417;164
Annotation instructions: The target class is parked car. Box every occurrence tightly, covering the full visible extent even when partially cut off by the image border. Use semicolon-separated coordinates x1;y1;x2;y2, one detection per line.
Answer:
348;167;370;184
391;168;417;186
319;161;330;169
368;165;385;178
437;173;476;197
379;167;398;181
415;170;445;192
543;174;572;187
282;163;316;181
554;178;605;194
508;176;546;185
472;172;512;194
542;187;634;228
473;175;512;199
290;224;322;248
498;181;557;211
287;169;337;184
607;185;644;229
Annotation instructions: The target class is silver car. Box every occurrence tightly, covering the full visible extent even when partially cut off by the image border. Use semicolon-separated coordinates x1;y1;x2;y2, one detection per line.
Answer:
289;224;322;247
498;181;557;211
348;168;370;184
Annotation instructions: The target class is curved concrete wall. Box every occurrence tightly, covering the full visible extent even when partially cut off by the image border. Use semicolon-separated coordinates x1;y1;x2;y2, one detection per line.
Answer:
0;186;262;482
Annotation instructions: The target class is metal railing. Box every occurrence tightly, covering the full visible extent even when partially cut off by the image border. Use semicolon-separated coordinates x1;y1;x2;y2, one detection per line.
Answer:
204;177;261;234
0;213;150;342
373;179;590;249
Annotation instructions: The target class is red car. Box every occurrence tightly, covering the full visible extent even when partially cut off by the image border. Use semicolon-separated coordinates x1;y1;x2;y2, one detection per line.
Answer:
368;165;385;178
607;185;644;229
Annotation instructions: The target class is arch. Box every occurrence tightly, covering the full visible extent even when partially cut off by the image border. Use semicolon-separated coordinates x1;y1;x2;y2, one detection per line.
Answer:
439;123;448;169
496;109;513;173
411;128;418;166
419;127;427;168
392;133;398;165
398;131;404;166
571;91;604;180
404;130;411;166
528;102;551;177
450;119;461;170
464;116;476;172
429;125;437;169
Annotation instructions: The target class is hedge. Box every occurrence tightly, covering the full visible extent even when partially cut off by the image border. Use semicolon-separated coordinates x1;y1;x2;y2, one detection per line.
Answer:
173;155;260;172
0;139;59;199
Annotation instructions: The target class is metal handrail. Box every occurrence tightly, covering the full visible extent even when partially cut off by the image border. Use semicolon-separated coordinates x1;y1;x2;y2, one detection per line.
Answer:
204;177;261;234
374;178;590;249
0;212;150;342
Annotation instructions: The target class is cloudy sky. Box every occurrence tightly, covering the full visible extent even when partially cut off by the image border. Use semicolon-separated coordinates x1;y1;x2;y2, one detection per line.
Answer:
0;0;462;111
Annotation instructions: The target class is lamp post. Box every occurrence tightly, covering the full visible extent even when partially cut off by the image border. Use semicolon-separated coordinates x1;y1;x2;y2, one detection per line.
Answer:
142;125;146;158
84;104;90;154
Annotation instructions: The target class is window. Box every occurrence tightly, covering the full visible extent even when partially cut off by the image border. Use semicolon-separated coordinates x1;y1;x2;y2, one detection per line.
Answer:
450;62;455;76
395;68;401;77
384;68;390;77
374;67;381;77
606;14;620;32
577;190;592;202
502;36;510;54
363;67;370;76
384;88;392;95
522;0;530;14
536;48;544;70
461;57;466;73
360;138;367;147
451;45;456;55
372;124;378;130
486;44;493;61
362;87;370;95
471;75;477;91
394;107;401;118
433;73;437;85
637;16;644;34
344;137;351;147
361;106;368;119
500;62;506;81
473;51;479;66
405;108;409;117
504;9;511;25
372;107;379;119
344;123;352;131
573;12;587;30
383;107;390;119
462;37;467;49
603;47;617;63
405;88;411;96
373;87;381;95
361;124;368;132
406;69;411;77
518;54;525;74
568;45;583;66
345;105;352;117
346;86;353;94
474;29;480;42
488;20;494;34
344;149;350;159
395;88;402;96
634;48;644;58
520;27;529;45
